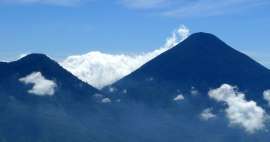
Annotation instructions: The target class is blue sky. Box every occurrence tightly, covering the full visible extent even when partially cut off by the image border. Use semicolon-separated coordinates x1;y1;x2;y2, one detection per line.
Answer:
0;0;270;67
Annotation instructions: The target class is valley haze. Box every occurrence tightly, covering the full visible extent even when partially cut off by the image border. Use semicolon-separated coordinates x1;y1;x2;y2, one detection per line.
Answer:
1;32;270;142
0;1;270;141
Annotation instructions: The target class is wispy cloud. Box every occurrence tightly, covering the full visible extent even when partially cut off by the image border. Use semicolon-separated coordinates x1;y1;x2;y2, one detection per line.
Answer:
200;108;216;121
3;0;269;15
120;0;270;18
101;98;112;104
163;0;270;18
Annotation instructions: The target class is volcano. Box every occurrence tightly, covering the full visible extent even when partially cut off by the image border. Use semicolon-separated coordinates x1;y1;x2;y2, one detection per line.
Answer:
0;53;100;99
1;33;270;142
109;32;270;105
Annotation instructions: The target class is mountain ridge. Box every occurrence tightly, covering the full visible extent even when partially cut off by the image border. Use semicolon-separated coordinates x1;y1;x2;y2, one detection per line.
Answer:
0;53;101;102
1;33;270;142
108;32;270;104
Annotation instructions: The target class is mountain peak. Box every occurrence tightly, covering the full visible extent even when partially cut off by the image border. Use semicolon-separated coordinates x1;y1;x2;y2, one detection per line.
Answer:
12;53;58;68
185;32;223;44
173;32;230;52
189;32;217;38
19;53;52;62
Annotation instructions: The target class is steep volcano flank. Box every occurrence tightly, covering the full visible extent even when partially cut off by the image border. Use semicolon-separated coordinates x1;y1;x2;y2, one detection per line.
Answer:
0;54;100;104
111;32;270;103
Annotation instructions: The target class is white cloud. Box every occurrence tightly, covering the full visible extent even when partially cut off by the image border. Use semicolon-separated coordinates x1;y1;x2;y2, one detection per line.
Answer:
101;98;112;103
200;108;216;121
93;93;104;98
190;86;199;96
61;25;190;89
173;94;184;101
209;84;267;133
19;72;57;96
18;53;29;59
108;86;117;93
263;90;270;106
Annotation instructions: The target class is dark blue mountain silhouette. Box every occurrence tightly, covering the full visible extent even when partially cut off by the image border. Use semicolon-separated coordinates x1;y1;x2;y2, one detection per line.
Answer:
0;53;100;101
108;32;270;105
0;54;107;141
1;34;270;142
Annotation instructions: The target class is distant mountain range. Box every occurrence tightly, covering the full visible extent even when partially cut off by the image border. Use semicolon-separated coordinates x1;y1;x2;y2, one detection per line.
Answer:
1;33;270;142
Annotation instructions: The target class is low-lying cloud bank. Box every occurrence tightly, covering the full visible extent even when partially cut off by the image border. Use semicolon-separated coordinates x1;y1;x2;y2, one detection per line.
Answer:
61;25;190;89
19;72;57;96
209;84;267;133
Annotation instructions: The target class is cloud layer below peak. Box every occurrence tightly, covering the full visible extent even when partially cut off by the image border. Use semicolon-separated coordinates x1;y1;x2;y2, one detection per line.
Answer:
209;84;267;133
61;25;190;89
